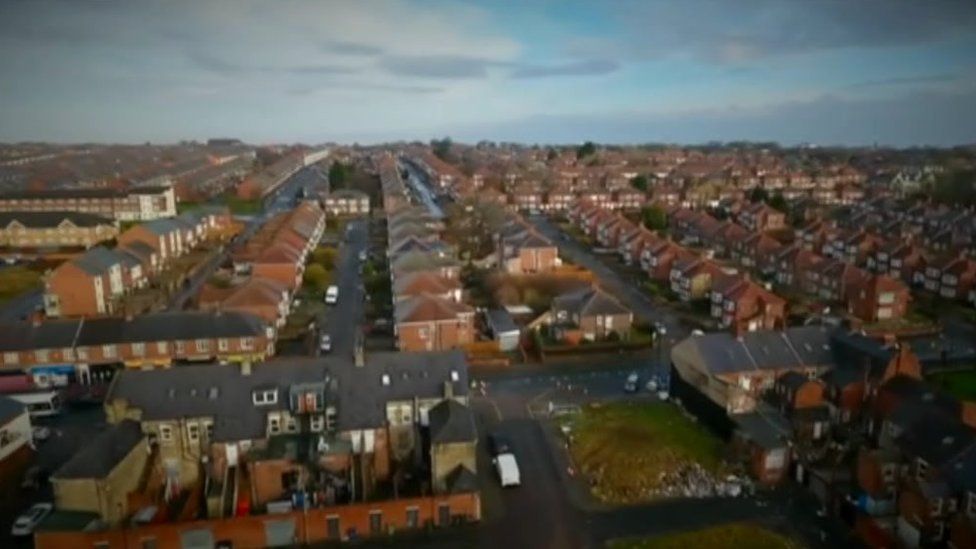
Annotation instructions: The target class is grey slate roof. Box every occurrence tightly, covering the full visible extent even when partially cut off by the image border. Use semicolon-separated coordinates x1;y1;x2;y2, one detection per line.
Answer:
0;319;83;351
53;420;144;480
72;246;122;275
428;399;477;444
671;325;835;376
73;311;267;346
444;465;479;494
732;405;792;450
0;394;27;425
0;211;115;229
552;286;630;317
486;309;519;335
106;350;469;442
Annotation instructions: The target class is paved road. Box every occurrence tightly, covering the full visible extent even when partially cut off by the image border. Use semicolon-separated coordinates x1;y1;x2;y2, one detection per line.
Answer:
317;218;368;359
527;215;690;341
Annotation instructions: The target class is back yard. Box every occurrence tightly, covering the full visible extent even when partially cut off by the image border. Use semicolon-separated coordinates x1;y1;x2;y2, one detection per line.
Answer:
929;369;976;401
563;402;727;504
0;265;43;305
607;523;801;549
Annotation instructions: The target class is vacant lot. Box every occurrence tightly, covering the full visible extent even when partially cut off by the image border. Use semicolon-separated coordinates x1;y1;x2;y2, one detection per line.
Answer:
565;402;725;503
930;369;976;401
607;523;800;549
0;266;43;305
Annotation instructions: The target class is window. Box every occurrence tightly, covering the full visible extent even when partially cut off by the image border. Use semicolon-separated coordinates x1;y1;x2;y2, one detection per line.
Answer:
369;511;383;535
204;421;214;440
196;339;210;353
156;341;167;354
76;347;89;360
310;415;324;432
218;338;229;352
3;352;17;365
406;507;420;529
326;515;340;539
176;341;186;354
131;342;145;357
285;416;298;433
418;327;429;340
253;389;278;406
187;423;199;443
268;415;281;434
102;345;117;358
159;425;174;444
241;337;254;351
325;407;337;430
63;348;74;360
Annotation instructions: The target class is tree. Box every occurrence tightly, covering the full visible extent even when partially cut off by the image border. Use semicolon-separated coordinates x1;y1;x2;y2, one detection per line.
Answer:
748;187;769;203
641;205;668;231
768;192;788;212
445;198;506;259
303;264;331;292
546;148;558;161
431;137;453;162
930;169;976;207
576;141;597;160
630;175;648;191
328;162;348;189
311;247;336;270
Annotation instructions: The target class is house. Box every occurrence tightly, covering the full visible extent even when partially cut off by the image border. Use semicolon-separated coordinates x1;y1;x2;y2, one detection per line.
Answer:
738;202;786;233
939;256;976;302
197;276;291;327
323;189;370;217
485;309;520;352
596;214;636;249
774;244;823;291
550;286;633;342
43;246;125;317
427;399;478;493
731;405;793;484
394;293;475;352
670;326;836;414
710;274;787;335
618;226;660;265
0;211;119;250
669;256;724;301
0;185;177;222
393;272;462;303
847;273;911;323
391;251;462;280
642;239;694;282
50;420;147;524
499;229;559;274
118;219;184;263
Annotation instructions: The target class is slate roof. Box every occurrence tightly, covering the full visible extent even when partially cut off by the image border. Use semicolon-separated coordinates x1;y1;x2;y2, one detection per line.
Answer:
732;404;793;450
106;350;469;441
395;293;473;324
486;309;519;335
444;465;480;494
72;246;122;275
552;286;630;317
671;325;835;376
0;394;27;425
0;211;115;229
428;399;477;444
52;420;144;479
0;319;83;351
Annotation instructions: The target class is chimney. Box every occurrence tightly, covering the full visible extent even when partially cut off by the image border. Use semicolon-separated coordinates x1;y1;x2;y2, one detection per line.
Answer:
443;380;454;399
240;360;252;376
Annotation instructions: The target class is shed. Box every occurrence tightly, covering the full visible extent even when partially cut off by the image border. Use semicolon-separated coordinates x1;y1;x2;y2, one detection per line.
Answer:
486;309;520;351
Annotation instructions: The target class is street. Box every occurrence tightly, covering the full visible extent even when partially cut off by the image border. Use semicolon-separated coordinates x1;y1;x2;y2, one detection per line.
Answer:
317;218;369;359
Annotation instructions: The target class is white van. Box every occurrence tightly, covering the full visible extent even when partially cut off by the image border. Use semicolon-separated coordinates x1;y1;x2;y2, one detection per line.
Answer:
325;285;339;305
494;453;521;487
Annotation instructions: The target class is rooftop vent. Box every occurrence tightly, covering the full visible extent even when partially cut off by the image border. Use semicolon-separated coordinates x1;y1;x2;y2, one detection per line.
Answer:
381;374;391;386
450;369;459;382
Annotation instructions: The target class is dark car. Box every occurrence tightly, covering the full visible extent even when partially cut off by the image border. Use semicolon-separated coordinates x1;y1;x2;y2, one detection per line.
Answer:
487;433;513;457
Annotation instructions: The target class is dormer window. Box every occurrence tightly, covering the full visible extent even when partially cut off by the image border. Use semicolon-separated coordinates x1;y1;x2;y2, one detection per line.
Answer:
253;389;278;406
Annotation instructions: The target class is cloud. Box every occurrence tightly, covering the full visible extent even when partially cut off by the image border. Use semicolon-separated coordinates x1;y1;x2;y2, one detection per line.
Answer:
378;54;508;79
611;0;976;64
289;82;442;96
512;59;620;79
322;40;384;57
187;51;357;77
846;73;961;89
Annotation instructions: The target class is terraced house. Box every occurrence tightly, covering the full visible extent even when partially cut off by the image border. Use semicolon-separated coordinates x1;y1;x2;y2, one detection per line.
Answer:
0;211;118;250
0;185;177;221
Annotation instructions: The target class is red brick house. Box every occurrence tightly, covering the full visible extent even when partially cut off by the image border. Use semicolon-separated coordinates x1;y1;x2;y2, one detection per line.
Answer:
710;274;787;335
738;202;786;232
550;286;633;342
847;273;911;323
395;293;475;352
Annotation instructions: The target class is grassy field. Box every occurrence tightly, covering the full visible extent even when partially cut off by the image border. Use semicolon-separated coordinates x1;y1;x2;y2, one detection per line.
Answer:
607;523;800;549
0;266;43;305
565;402;724;503
930;370;976;401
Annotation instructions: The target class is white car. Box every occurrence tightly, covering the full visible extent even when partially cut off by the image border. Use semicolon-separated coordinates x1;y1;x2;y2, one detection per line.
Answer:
324;285;339;305
31;426;51;443
493;453;521;488
358;250;368;262
319;334;332;353
11;503;52;537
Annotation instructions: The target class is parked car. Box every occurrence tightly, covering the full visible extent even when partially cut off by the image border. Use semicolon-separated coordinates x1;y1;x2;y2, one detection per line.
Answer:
319;334;332;353
487;433;513;457
325;285;339;305
624;372;639;393
358;250;368;262
11;503;52;537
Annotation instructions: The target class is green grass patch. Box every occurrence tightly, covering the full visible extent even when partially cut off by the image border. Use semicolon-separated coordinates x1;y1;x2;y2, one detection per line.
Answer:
607;523;800;549
930;369;976;401
0;266;43;305
567;402;725;503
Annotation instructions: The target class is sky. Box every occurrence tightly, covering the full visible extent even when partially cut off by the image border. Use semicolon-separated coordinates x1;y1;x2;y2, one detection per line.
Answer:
1;0;975;146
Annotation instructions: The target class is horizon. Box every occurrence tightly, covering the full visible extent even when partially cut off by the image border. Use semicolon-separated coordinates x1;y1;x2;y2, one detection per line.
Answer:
1;0;976;146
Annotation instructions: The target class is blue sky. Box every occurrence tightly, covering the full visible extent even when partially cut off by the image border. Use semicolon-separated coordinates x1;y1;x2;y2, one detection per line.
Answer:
1;0;975;146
